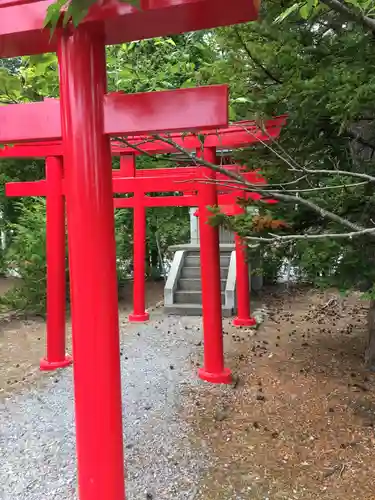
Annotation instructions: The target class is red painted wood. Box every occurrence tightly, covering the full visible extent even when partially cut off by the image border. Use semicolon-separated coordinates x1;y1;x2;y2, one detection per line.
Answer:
119;154;136;176
5;179;47;196
113;192;245;208
0;86;228;143
112;164;253;178
104;85;228;135
113;195;197;208
196;146;231;384
232;200;256;327
0;100;61;143
58;23;125;500
0;0;259;58
0;117;287;158
0;142;62;158
5;169;267;198
40;157;73;370
128;191;150;323
111;176;196;193
0;0;39;6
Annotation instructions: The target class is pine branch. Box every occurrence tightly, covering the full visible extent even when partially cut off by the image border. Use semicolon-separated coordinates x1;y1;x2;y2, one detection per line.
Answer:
233;27;283;85
321;0;375;35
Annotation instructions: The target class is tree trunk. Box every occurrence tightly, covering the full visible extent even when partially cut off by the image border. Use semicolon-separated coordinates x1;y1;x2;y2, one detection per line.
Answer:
366;299;375;370
150;247;160;279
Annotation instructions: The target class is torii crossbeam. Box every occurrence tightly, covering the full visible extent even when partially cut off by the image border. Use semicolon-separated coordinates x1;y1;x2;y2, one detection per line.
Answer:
0;116;287;157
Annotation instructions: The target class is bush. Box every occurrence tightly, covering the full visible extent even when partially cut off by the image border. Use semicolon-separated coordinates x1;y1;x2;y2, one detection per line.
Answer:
2;200;50;315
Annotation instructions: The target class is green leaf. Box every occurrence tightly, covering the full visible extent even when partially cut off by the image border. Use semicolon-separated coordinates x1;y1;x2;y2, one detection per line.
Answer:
233;96;251;103
299;0;314;19
165;38;177;46
274;2;301;23
44;0;142;30
229;104;236;121
44;2;63;28
197;134;205;146
68;2;91;26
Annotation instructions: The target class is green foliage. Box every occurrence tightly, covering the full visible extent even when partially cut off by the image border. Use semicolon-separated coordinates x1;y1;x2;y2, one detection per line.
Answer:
114;207;133;287
195;0;375;295
45;0;141;30
1;200;51;314
276;0;375;23
5;0;375;310
106;35;212;93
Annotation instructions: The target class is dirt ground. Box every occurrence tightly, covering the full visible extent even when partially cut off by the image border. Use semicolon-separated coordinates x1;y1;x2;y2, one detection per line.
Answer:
1;281;375;499
0;278;164;396
183;287;375;499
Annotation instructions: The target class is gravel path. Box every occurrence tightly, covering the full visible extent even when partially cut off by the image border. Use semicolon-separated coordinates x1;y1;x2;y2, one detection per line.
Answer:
0;312;215;500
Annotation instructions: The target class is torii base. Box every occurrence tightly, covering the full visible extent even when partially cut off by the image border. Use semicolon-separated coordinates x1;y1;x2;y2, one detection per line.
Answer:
198;367;232;384
40;354;73;371
232;317;257;327
128;312;150;323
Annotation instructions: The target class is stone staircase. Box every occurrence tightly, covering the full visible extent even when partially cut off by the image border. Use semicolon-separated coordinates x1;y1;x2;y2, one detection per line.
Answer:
164;245;236;316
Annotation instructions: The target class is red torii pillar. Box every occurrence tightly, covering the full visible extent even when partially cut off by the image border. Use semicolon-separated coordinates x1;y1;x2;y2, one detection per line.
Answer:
40;156;73;369
58;25;126;500
232;200;256;327
119;154;149;322
5;157;71;370
195;194;260;329
197;146;231;384
129;190;149;322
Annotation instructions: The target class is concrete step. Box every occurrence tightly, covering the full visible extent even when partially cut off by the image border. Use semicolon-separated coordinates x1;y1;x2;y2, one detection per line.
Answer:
164;303;233;317
178;278;226;291
184;254;231;267
174;290;225;305
180;266;228;279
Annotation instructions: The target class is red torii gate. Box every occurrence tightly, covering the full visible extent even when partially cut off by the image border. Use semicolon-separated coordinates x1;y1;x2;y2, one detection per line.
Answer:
113;155;277;327
0;1;262;499
5;157;274;365
4;118;285;370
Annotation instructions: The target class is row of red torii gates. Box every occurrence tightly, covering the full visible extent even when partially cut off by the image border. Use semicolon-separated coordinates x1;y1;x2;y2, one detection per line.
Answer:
3;117;286;375
0;0;284;498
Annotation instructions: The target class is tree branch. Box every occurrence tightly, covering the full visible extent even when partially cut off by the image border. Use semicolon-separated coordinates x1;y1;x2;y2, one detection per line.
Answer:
114;136;156;158
320;0;375;35
209;178;368;193
244;226;375;243
271;180;368;192
153;134;368;233
302;167;375;182
236;122;375;184
233;27;283;84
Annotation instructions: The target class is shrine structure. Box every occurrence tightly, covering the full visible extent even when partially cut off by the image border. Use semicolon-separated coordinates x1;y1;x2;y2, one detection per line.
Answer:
0;1;264;499
4;117;285;372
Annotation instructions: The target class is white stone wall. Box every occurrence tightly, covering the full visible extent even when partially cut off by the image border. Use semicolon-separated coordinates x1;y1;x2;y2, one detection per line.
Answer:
189;207;234;244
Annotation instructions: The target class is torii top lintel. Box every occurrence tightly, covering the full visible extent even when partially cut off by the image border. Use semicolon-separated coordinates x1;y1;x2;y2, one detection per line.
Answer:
0;0;260;59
